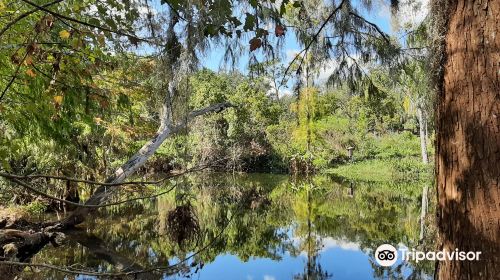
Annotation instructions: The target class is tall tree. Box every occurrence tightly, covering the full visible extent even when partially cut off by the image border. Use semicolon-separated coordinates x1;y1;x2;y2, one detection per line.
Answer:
400;61;431;164
431;0;499;278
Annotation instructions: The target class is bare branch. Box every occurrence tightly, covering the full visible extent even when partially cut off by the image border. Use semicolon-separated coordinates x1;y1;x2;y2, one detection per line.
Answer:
348;11;391;45
0;161;226;208
0;52;29;103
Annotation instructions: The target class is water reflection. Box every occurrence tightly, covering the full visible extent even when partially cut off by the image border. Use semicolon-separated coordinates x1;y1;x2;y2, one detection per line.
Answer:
21;173;435;279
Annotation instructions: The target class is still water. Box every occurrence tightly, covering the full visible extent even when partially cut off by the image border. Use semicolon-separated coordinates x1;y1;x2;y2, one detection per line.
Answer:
23;173;435;279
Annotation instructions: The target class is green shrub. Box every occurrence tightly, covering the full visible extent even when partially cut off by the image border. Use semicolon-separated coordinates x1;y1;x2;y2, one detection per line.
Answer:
25;201;48;215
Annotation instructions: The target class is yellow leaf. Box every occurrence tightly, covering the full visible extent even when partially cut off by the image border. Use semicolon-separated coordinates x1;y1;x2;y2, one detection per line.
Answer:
53;95;63;105
94;117;103;124
24;56;33;66
26;69;36;77
59;30;70;39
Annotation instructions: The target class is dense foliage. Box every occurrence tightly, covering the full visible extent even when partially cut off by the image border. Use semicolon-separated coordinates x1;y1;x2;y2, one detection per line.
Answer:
0;0;432;229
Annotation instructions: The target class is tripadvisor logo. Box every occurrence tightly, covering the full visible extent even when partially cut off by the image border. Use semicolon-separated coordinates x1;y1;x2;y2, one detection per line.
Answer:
374;244;482;267
375;244;398;267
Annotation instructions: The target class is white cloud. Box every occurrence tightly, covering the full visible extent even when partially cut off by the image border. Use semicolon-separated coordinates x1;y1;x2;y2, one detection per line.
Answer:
286;49;301;62
321;237;361;252
398;0;430;27
314;54;362;85
290;235;362;255
263;275;276;280
316;59;338;84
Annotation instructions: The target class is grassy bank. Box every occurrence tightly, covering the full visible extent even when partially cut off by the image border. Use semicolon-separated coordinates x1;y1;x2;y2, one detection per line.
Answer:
325;157;433;182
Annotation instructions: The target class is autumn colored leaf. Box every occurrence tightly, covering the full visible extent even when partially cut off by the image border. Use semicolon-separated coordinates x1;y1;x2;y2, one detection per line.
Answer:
249;37;262;51
275;25;285;37
59;30;71;39
53;95;63;105
94;117;103;125
24;56;33;66
99;99;109;108
26;69;36;77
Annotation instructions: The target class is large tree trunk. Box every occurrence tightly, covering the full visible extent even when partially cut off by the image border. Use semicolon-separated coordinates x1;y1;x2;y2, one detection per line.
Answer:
434;0;499;279
417;106;429;164
55;102;233;229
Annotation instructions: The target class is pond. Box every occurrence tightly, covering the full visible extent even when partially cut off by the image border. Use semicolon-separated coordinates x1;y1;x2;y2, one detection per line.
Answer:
20;173;435;279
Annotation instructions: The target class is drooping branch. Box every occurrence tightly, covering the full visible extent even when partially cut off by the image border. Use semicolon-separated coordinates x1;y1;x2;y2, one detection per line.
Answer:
0;30;41;103
348;11;391;45
1;175;176;209
0;52;29;103
280;0;347;86
279;0;394;88
0;161;220;187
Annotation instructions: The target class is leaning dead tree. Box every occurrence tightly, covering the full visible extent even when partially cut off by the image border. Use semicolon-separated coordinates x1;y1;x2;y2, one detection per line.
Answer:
54;101;234;229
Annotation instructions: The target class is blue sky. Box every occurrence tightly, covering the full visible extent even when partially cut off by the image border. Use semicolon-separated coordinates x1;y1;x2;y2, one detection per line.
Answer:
196;0;426;96
134;0;428;94
201;0;395;73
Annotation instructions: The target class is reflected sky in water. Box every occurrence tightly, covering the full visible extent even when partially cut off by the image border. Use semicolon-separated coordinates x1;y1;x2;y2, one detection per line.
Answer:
23;173;435;280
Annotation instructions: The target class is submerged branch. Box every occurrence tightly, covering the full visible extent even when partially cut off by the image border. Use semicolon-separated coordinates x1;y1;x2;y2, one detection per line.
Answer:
0;208;237;278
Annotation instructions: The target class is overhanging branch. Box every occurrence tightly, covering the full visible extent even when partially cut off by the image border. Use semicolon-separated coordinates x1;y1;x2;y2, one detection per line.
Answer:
0;0;64;39
20;0;158;46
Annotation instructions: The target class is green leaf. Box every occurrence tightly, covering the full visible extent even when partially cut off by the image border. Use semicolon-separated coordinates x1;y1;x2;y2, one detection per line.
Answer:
89;18;101;27
105;18;118;31
204;24;218;37
249;0;258;8
243;13;255;31
279;3;287;15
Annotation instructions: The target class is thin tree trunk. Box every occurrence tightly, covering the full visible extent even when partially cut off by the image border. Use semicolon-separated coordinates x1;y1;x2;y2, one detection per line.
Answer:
419;184;428;241
417;106;429;164
54;102;233;229
433;0;499;279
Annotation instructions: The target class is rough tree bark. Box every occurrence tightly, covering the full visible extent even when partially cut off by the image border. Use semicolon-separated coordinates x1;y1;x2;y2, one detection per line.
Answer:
54;101;234;229
433;0;499;279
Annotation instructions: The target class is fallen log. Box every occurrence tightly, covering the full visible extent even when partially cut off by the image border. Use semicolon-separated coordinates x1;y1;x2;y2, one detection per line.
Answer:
0;228;64;279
